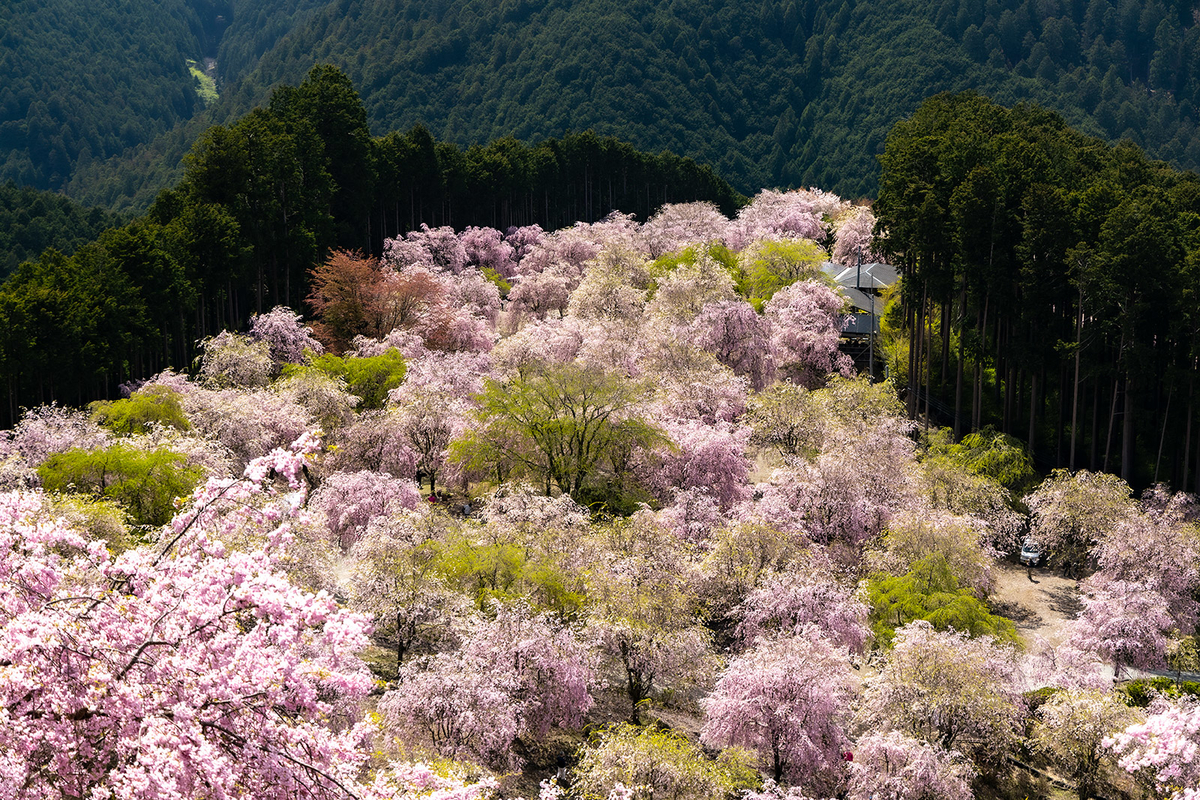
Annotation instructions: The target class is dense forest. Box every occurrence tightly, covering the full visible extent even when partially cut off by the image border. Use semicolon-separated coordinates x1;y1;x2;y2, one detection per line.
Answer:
0;182;125;277
875;91;1200;493
15;0;1200;210
0;66;741;420
0;0;227;192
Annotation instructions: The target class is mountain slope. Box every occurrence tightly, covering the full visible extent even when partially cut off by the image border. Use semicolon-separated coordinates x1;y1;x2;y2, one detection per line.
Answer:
12;0;1200;205
216;0;1200;197
0;0;228;192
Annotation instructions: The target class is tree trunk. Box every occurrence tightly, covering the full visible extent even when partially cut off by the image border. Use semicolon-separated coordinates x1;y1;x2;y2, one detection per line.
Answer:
1028;371;1038;460
1070;296;1083;471
954;281;967;440
1121;373;1135;483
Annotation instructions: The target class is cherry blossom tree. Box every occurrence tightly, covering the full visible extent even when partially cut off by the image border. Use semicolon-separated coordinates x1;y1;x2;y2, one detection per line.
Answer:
635;418;752;510
1071;577;1176;676
459;225;516;277
310;469;422;550
361;762;499;800
701;630;854;790
687;299;776;390
249;304;324;366
506;267;572;320
656;487;727;546
746;419;917;555
346;509;465;670
1032;688;1143;800
588;516;718;723
395;392;471;494
734;569;870;654
379;602;593;769
727;189;844;250
764;280;852;388
199;329;274;388
1026;469;1139;577
831;205;881;267
394;224;469;274
505;224;544;265
567;247;651;322
645;247;738;324
325;409;419;477
571;724;759;800
0;403;111;487
1093;510;1200;630
0;437;377;799
860;621;1025;765
393;349;493;403
845;731;974;800
273;368;359;431
654;362;748;425
163;383;312;466
491;316;585;376
641;201;730;256
1106;699;1200;800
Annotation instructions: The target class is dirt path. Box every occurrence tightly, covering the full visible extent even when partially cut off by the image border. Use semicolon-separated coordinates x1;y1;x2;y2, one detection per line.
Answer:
989;561;1082;647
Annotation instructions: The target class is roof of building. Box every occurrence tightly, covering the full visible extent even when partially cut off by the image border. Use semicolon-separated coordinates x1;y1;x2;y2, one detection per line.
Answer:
821;260;899;292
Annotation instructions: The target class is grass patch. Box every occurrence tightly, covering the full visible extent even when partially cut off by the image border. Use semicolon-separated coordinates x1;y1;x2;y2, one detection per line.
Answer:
187;60;218;107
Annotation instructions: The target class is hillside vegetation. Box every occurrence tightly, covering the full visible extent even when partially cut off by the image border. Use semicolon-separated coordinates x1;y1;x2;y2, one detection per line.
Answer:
0;0;228;192
12;0;1200;209
17;0;1200;211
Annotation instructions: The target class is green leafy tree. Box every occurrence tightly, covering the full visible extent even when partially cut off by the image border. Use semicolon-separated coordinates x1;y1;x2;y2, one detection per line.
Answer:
455;363;664;503
90;385;189;435
868;554;1018;648
38;444;203;527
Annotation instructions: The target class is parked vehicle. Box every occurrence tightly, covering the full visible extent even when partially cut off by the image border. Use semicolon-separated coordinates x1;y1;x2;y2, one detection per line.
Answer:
1019;538;1042;566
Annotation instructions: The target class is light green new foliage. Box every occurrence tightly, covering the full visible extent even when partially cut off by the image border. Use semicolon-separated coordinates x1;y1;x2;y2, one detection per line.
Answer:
868;554;1019;648
38;444;203;528
454;363;664;504
285;350;406;410
90;385;190;436
925;425;1038;496
187;60;218;107
46;493;137;554
735;237;827;308
572;724;760;800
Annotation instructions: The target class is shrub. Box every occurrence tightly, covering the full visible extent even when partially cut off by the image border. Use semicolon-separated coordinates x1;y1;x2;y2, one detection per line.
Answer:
38;444;203;527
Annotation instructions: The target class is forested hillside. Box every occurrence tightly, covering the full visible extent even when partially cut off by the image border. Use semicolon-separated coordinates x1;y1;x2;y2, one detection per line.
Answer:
12;0;1200;210
0;183;125;277
0;0;228;192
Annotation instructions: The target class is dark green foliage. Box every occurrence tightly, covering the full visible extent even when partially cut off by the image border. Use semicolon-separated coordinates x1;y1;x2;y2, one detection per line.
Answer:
1119;677;1200;707
868;554;1020;648
19;0;1200;206
38;444;203;527
0;183;125;279
0;0;217;193
876;91;1200;489
90;386;190;435
160;0;1200;202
